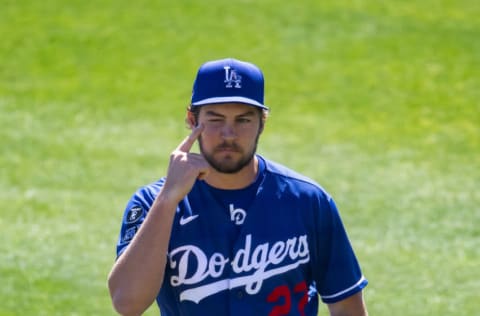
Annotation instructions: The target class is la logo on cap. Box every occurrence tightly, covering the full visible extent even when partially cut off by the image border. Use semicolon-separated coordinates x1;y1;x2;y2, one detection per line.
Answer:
224;66;242;89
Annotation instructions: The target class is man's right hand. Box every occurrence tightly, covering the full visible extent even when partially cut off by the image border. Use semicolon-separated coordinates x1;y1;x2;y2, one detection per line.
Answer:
161;124;210;204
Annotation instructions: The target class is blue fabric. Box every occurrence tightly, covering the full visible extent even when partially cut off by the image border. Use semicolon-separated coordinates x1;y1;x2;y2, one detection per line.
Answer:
115;155;367;315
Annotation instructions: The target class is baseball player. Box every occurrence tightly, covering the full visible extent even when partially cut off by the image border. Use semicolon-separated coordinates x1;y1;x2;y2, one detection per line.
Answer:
108;58;368;316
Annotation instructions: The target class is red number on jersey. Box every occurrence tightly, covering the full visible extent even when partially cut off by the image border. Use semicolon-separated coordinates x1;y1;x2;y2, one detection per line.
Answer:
267;281;308;316
267;285;291;316
294;281;308;316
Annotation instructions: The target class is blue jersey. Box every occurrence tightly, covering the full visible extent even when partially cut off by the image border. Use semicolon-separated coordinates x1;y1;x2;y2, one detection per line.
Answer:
116;155;367;315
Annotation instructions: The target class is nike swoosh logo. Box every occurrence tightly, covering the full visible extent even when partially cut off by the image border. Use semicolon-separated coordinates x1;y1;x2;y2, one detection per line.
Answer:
179;214;199;226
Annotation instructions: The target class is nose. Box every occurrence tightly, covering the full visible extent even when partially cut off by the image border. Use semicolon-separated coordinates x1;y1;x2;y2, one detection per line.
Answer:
221;123;236;140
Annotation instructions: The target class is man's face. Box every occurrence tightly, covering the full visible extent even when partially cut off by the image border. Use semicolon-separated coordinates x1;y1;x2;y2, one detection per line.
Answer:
195;103;264;174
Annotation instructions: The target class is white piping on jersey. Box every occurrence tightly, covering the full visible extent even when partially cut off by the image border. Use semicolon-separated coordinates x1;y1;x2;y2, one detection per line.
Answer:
320;275;366;300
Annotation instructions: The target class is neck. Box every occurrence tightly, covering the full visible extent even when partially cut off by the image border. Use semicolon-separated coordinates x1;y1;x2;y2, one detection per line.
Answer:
204;156;259;190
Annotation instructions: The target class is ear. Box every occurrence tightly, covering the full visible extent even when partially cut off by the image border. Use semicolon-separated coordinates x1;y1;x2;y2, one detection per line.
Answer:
259;111;268;133
186;111;196;129
259;121;265;134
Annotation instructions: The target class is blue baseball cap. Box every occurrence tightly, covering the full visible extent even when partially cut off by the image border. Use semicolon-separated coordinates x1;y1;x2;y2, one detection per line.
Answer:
191;58;268;110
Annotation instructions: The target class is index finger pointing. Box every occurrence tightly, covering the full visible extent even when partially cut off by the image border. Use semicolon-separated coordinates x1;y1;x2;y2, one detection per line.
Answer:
177;123;204;152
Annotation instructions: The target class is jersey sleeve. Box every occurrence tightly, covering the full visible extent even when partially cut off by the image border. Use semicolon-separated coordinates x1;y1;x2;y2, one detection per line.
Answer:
115;181;163;258
313;195;368;304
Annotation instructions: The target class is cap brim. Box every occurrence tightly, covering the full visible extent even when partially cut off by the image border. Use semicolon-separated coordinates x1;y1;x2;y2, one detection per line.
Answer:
191;96;268;110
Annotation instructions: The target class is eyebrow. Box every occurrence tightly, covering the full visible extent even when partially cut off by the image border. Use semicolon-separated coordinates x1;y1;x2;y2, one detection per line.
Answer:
204;109;256;118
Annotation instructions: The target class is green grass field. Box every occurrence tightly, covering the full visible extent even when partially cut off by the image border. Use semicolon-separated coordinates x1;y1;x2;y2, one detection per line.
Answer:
1;1;479;315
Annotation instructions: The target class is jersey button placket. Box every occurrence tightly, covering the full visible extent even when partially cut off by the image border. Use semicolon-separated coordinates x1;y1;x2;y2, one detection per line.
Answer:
236;290;244;299
229;289;246;316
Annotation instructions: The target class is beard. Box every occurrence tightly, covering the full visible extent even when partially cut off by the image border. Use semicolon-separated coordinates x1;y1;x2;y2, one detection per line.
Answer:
199;134;260;174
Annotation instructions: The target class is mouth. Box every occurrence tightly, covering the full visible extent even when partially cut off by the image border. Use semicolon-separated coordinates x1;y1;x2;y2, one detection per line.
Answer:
215;150;240;159
217;147;238;153
215;144;241;153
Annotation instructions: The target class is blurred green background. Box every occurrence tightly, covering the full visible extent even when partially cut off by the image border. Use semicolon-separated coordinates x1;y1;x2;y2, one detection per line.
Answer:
1;1;479;315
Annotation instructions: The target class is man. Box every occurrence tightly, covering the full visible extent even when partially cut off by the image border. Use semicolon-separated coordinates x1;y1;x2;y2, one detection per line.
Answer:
108;58;368;316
